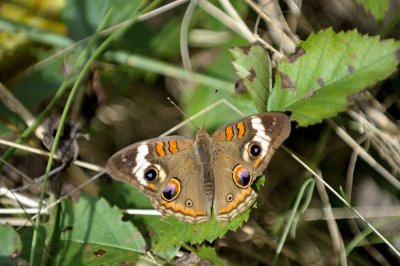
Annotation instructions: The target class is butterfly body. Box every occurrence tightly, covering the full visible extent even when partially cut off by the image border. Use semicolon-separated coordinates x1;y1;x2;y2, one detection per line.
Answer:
193;129;214;201
106;112;291;223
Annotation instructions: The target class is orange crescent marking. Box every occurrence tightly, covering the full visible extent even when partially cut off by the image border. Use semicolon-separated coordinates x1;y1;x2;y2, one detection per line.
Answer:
236;122;245;139
253;158;262;168
168;140;178;154
155;141;166;157
169;178;181;189
160;201;206;216
218;188;251;214
225;126;234;141
147;183;157;191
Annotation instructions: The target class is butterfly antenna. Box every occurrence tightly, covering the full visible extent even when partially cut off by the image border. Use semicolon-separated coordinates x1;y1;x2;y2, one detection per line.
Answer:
167;97;199;130
200;88;219;130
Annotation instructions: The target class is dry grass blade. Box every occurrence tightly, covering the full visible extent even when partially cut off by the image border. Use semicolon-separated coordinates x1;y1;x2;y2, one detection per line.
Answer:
284;147;400;258
0;139;103;172
315;171;347;265
327;120;400;190
348;109;400;176
245;0;298;54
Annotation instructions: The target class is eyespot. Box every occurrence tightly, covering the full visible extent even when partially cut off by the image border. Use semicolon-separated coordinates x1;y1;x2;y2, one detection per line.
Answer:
226;193;233;202
144;167;158;182
232;164;252;188
161;178;181;201
185;199;193;207
249;143;262;158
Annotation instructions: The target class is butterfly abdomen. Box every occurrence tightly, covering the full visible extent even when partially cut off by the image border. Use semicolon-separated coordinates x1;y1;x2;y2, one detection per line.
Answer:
202;162;214;200
194;130;215;200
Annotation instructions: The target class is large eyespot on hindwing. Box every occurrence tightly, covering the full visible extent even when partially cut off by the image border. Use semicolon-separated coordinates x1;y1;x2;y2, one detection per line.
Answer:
232;164;253;188
161;177;181;201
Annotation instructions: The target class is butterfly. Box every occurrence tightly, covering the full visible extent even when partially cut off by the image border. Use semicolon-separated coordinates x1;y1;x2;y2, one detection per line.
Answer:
106;112;291;223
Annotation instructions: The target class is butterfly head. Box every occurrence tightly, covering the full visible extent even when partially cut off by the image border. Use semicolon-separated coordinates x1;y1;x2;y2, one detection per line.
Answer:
195;128;210;139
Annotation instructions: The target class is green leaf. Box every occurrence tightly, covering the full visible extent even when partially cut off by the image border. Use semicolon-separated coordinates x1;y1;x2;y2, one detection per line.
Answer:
55;196;147;265
268;28;400;126
198;246;225;266
100;180;152;209
155;246;180;261
55;242;143;266
148;208;253;252
0;225;21;265
231;45;271;112
355;0;388;22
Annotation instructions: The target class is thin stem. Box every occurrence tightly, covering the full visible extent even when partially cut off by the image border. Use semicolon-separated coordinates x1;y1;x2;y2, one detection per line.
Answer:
282;146;400;258
180;0;197;71
327;119;400;190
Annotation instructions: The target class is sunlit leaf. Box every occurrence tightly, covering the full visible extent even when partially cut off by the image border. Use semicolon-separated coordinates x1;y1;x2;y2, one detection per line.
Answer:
55;196;146;265
147;208;253;252
231;45;271;112
268;28;400;126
